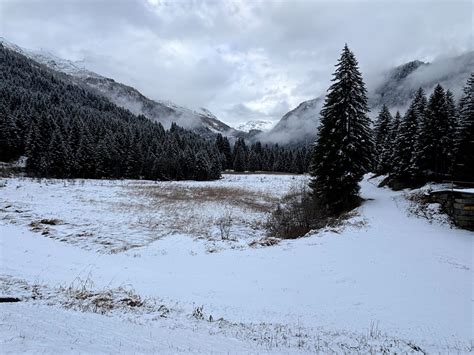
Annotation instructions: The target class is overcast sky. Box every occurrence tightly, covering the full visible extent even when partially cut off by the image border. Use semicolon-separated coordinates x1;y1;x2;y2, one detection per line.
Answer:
1;0;472;126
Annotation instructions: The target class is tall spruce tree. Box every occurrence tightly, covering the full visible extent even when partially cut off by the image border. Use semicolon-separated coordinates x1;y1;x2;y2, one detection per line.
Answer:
384;110;401;173
0;111;21;161
392;89;426;181
454;73;474;181
215;134;233;170
412;84;451;179
233;138;248;172
443;90;457;174
373;105;393;174
309;45;373;215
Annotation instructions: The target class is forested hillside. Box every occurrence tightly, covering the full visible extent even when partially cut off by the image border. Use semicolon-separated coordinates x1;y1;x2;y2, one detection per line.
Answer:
373;75;474;185
0;44;312;178
0;45;222;180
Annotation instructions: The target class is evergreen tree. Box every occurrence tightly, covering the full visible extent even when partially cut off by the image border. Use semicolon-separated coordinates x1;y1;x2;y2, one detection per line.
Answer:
383;110;401;173
233;138;248;172
411;84;447;178
25;117;43;173
392;89;426;181
454;73;474;181
75;125;95;178
0;111;21;161
373;105;393;174
208;151;222;180
443;90;457;174
215;134;232;170
309;45;373;215
193;151;212;181
48;125;71;177
247;151;260;172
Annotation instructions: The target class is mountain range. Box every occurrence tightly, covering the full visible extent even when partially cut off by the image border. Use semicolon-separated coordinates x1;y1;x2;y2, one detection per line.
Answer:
2;37;472;145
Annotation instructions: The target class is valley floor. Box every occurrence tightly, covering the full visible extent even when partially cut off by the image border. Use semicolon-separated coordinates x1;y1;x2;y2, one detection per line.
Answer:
0;174;472;353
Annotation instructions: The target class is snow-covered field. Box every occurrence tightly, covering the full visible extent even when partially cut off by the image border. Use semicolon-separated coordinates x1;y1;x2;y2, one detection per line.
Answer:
0;174;472;353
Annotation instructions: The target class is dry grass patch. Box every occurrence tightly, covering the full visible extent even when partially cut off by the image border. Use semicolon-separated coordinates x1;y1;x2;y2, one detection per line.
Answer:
133;185;277;213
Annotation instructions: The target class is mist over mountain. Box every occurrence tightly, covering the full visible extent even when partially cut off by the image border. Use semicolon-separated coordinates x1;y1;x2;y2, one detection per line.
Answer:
370;51;474;110
0;37;242;139
261;51;473;144
257;98;323;145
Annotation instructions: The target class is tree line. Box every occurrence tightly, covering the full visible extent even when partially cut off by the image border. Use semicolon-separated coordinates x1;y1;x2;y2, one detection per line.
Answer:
373;76;473;185
215;135;311;174
0;44;311;180
0;42;471;187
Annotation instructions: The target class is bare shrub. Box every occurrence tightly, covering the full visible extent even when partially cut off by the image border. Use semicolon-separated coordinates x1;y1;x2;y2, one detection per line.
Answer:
216;207;233;240
266;182;361;239
266;183;324;239
192;305;204;320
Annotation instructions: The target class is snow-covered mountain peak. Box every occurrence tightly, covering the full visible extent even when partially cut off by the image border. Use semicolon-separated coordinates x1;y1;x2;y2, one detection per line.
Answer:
236;120;275;132
0;37;100;79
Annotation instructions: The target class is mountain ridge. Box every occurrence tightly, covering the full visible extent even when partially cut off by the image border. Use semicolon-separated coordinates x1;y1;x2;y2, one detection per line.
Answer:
0;37;241;138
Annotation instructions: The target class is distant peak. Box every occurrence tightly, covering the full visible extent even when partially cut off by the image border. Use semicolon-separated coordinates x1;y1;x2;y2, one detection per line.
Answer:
236;120;274;133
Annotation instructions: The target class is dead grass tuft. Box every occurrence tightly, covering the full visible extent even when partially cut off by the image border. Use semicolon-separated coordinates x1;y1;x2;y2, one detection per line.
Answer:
249;237;280;248
58;277;169;316
28;218;62;235
39;218;62;225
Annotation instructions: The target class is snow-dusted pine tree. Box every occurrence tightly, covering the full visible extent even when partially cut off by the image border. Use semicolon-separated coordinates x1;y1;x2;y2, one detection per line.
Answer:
48;125;71;178
385;110;401;165
392;89;426;181
443;90;457;174
454;73;474;181
374;105;393;174
411;84;452;178
309;45;373;215
233;138;248;172
0;109;20;161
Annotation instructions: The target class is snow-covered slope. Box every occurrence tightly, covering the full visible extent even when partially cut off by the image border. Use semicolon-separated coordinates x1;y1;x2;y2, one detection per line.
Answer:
0;174;472;352
0;37;240;137
81;74;237;136
0;37;100;79
236;120;275;133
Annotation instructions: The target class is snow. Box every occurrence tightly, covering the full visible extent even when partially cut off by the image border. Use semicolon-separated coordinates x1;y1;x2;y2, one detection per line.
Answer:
0;37;100;79
1;302;256;354
0;174;472;353
236;120;275;132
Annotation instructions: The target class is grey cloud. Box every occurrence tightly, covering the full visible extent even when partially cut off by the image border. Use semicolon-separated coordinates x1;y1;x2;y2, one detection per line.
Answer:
1;0;471;127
